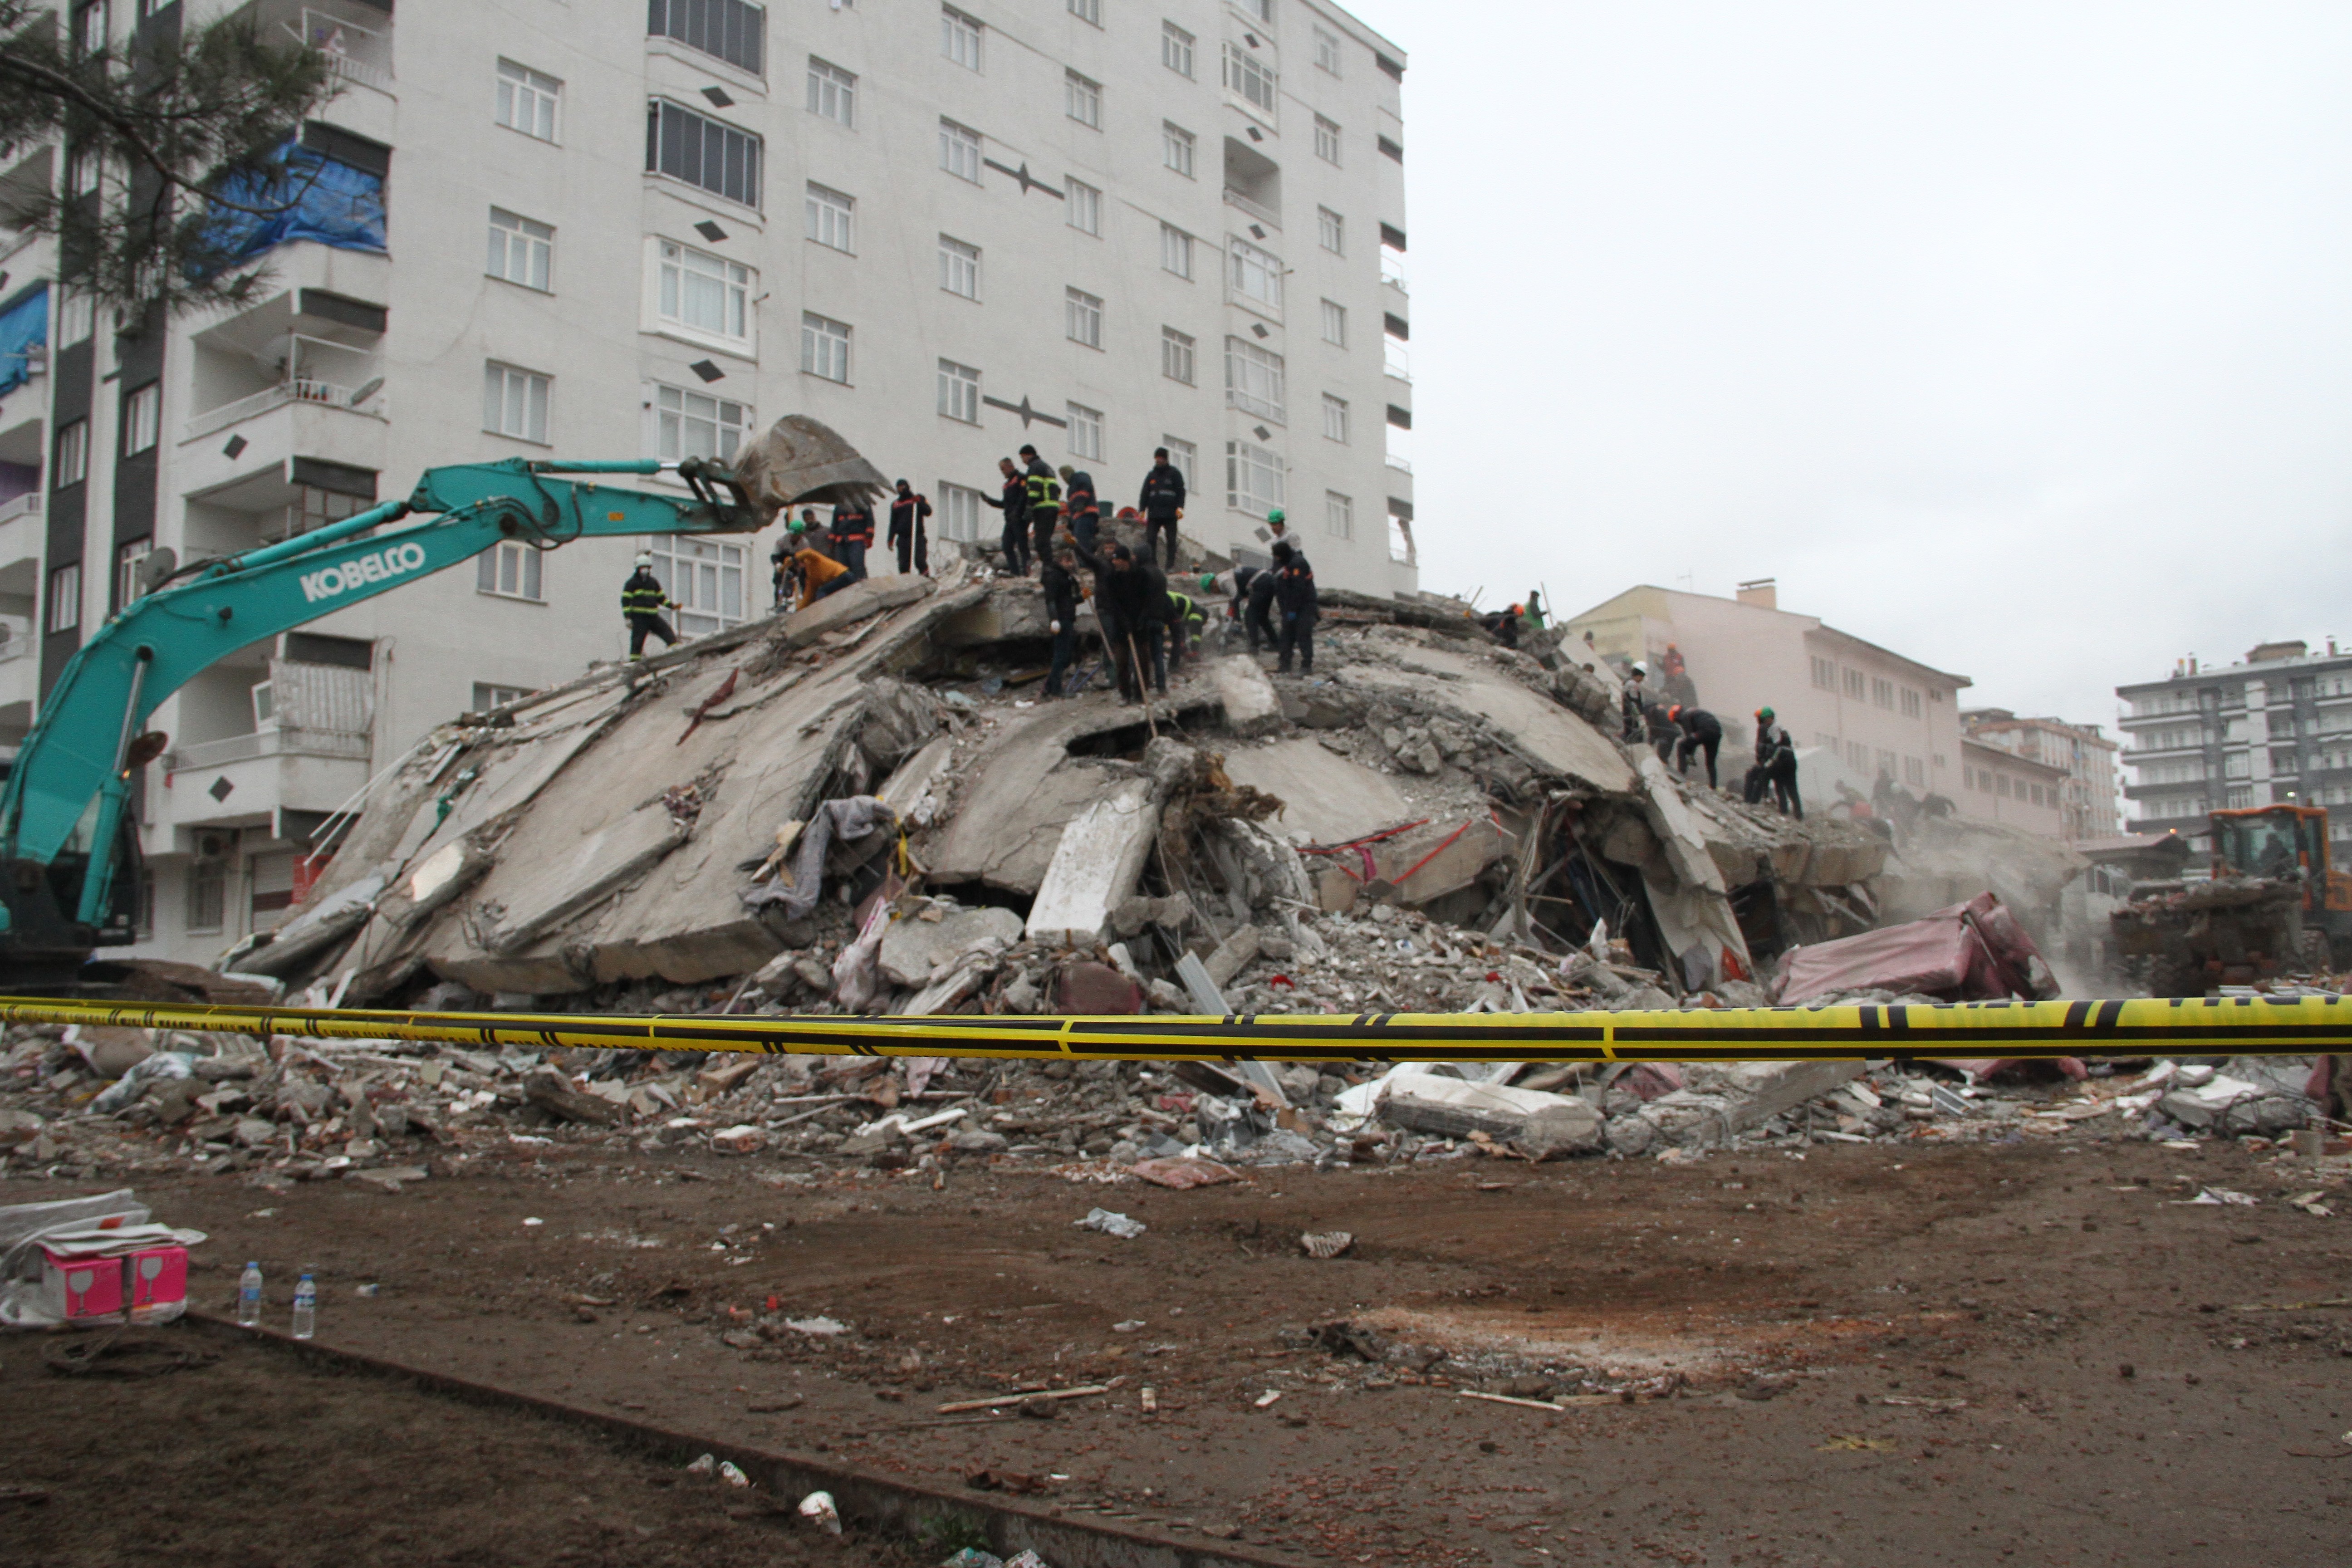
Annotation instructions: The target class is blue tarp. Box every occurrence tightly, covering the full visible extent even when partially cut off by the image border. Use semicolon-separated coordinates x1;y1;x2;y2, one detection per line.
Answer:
0;285;48;400
196;143;386;273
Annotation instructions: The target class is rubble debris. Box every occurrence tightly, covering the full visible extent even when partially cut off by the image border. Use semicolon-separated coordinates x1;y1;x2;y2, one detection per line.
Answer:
1074;1208;1146;1239
1299;1230;1354;1258
1776;892;2060;1005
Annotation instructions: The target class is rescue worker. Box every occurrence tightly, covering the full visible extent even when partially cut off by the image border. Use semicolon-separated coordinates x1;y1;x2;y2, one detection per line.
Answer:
1743;706;1802;819
1070;537;1165;701
622;552;678;659
1060;465;1101;550
1523;589;1548;632
768;530;794;611
1243;561;1279;656
1165;585;1206;671
1621;662;1649;742
1021;445;1062;568
1138;447;1186;569
1272;539;1318;675
783;539;855;608
1645;701;1681;764
1661;642;1696;706
887;479;932;576
827;497;875;580
979;456;1030;575
1041;543;1083;697
1671;704;1725;788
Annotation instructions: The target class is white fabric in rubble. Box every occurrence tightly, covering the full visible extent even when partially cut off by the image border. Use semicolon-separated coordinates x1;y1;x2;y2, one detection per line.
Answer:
740;796;895;920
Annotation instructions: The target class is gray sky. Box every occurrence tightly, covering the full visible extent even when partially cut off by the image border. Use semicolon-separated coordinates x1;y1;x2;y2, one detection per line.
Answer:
1343;0;2352;769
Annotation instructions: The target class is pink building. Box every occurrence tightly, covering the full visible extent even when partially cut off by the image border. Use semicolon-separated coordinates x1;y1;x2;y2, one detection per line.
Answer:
1961;710;2121;842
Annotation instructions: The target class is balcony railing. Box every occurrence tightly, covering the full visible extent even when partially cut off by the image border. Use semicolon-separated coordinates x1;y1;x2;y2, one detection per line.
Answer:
0;614;32;664
183;377;387;442
164;725;371;771
1222;187;1280;230
282;7;392;93
0;491;36;525
1383;343;1412;382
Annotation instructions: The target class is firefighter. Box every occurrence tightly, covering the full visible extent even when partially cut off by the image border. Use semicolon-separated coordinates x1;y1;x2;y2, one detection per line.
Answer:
1021;445;1062;567
887;479;932;576
622;552;678;660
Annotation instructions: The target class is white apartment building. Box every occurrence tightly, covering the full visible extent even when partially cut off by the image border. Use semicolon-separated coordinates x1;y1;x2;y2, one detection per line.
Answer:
1960;708;2120;843
0;0;1415;963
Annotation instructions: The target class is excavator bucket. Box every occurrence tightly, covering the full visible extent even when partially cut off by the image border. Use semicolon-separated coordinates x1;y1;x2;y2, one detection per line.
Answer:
731;415;890;521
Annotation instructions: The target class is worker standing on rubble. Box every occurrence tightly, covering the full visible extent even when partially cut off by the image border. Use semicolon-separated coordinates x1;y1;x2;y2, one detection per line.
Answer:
1242;562;1279;656
1060;465;1100;550
1139;447;1186;569
622;552;678;660
1021;446;1061;568
1165;584;1205;672
1041;543;1083;697
1744;706;1803;818
1671;704;1725;788
769;531;794;611
1524;590;1548;632
1645;700;1682;764
1071;538;1166;701
980;457;1029;576
887;480;932;577
827;497;874;581
1622;662;1649;741
1272;539;1318;675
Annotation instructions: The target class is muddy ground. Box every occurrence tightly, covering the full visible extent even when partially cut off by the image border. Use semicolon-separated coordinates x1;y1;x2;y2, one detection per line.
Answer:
7;1137;2351;1567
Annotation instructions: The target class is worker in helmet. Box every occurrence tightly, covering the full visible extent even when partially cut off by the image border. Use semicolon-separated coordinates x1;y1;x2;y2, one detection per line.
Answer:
1621;662;1649;742
622;552;678;660
1743;706;1802;818
782;537;855;610
1671;704;1724;788
1264;508;1289;546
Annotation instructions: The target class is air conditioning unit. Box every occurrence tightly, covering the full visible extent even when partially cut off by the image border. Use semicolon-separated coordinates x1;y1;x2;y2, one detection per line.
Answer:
194;830;232;862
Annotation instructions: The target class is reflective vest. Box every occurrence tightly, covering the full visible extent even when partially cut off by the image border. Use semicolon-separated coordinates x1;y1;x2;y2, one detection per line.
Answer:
1167;591;1203;628
621;569;667;617
1024;470;1063;514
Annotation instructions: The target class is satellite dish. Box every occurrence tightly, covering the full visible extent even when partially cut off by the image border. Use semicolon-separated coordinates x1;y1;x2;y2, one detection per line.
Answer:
135;547;177;593
350;376;385;407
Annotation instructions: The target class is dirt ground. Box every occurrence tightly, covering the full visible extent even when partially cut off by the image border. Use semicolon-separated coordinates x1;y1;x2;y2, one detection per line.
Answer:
8;1136;2352;1567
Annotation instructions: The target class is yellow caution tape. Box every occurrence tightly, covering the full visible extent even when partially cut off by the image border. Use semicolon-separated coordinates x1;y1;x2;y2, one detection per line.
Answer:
0;995;2345;1061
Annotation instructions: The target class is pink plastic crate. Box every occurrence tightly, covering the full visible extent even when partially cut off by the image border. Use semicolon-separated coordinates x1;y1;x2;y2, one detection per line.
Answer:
39;1247;125;1322
126;1245;188;1321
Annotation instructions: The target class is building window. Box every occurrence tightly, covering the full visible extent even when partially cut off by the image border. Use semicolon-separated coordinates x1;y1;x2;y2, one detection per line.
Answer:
1229;237;1283;316
1066;402;1103;461
186;863;225;936
1314;24;1342;74
801;312;850;382
474;683;534;712
805;182;854;251
65;142;100;197
1226;440;1283;516
657;240;752;344
937;359;980;423
648;0;765;75
646;100;764;208
1162;436;1197;486
1163;22;1196;77
114;538;151;611
1223;44;1277;118
939;235;980;300
1160;223;1194;279
1068;0;1101;24
1872;676;1894;709
488;208;553;290
1163;122;1196;177
1811;655;1835;690
496;60;561;142
121;382;159;456
1065;70;1102;129
1239;0;1273;21
1901;687;1922;718
476;539;546;602
807;57;857;126
941;5;982;70
1161;327;1196;385
47;563;80;635
1320;299;1346;347
1225;338;1285;421
1325;491;1353;540
1314;115;1341;165
1998;774;2012;798
483;363;551;443
1321;392;1349;443
654;383;751;462
940;118;982;182
1318;206;1344;255
56;290;94;347
54;420;88;488
1065;287;1103;349
645;536;746;637
1843;667;1864;700
940;482;985;542
1066;177;1102;235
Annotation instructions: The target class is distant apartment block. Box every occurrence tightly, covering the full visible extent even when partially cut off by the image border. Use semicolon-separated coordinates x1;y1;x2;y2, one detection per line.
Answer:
1960;709;2120;843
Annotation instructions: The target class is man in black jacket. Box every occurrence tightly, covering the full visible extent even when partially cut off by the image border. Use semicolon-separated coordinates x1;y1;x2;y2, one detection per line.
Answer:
980;457;1029;575
622;552;678;660
1671;705;1725;788
827;500;874;580
1072;539;1165;701
1272;540;1318;675
887;480;932;576
1138;447;1186;569
1644;701;1682;765
1040;544;1083;696
1020;446;1061;568
1742;706;1802;818
1060;465;1101;551
1242;563;1279;656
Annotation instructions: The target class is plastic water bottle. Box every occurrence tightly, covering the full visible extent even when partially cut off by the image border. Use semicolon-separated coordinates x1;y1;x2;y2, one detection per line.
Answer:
290;1271;317;1340
237;1262;263;1327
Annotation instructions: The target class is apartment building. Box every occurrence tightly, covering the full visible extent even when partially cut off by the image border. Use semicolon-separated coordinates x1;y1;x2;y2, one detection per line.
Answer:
2115;639;2352;858
1960;708;2120;843
1955;737;2068;838
0;0;1414;963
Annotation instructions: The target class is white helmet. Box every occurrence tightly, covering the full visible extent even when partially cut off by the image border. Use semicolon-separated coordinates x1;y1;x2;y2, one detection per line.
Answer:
635;552;653;567
1630;662;1648;678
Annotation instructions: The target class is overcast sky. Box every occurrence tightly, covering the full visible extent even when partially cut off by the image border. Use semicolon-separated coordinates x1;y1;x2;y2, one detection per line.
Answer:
1340;0;2352;760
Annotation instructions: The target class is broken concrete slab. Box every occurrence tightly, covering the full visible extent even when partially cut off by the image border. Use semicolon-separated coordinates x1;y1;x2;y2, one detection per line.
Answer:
1219;738;1413;848
779;573;931;647
925;701;1138;894
1027;740;1197;946
932;583;1054;647
1347;630;1636;794
1202;924;1261;989
879;904;1024;989
1209;655;1283;736
1378;1073;1602;1157
480;807;686;957
1309;815;1510;914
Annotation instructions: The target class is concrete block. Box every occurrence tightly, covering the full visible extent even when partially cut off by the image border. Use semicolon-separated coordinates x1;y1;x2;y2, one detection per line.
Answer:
1220;738;1412;848
1025;776;1163;946
934;585;1054;647
1202;924;1261;989
590;919;784;985
1720;1060;1866;1134
1209;655;1284;735
880;904;1024;988
781;574;930;647
1379;1075;1602;1156
481;806;686;956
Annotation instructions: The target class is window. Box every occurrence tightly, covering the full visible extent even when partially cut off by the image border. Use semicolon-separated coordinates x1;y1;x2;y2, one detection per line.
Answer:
1163;122;1196;176
1998;774;2012;798
476;539;546;602
1314;24;1342;74
1872;676;1895;710
1229;237;1283;315
57;291;93;347
187;864;225;936
484;362;550;443
938;360;980;423
1320;298;1346;346
496;60;561;142
1843;667;1864;700
649;0;766;75
488;209;553;290
1163;22;1196;77
47;563;80;635
1239;0;1272;24
654;383;751;462
73;0;103;55
805;182;854;251
1066;402;1103;460
1160;223;1194;279
657;240;751;344
1066;177;1101;235
940;482;985;543
114;538;151;610
1225;338;1284;420
1068;0;1101;23
1161;327;1196;385
1314;115;1341;165
807;57;857;126
1321;392;1349;443
1065;70;1102;129
1223;44;1277;118
1226;440;1283;516
801;312;850;382
645;536;746;637
939;235;980;299
1847;740;1867;772
646;101;764;208
1811;655;1835;690
940;118;982;182
1163;437;1197;487
121;382;159;456
1325;491;1353;540
941;5;982;70
54;420;88;487
1065;287;1103;349
66;143;100;197
474;683;534;712
1901;687;1922;718
1318;206;1344;255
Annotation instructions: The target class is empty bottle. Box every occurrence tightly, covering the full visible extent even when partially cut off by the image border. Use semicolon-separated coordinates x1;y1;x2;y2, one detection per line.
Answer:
291;1271;317;1339
237;1261;263;1327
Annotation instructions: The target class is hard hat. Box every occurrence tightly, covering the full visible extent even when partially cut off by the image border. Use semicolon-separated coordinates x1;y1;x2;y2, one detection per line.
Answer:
1267;509;1286;524
1630;662;1648;677
1199;573;1217;591
1758;706;1775;721
1668;705;1682;721
635;552;652;567
785;519;805;535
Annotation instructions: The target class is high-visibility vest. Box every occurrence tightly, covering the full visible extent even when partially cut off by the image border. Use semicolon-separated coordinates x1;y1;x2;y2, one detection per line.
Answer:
622;572;667;616
1025;471;1062;513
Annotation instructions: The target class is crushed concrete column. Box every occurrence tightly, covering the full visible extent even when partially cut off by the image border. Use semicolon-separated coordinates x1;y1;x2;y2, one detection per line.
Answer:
1025;739;1197;947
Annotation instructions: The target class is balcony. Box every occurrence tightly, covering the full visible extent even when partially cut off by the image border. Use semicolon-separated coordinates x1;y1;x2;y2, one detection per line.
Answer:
158;726;372;832
185;376;387;443
1383;340;1412;383
1385;454;1413;475
1222;186;1280;230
